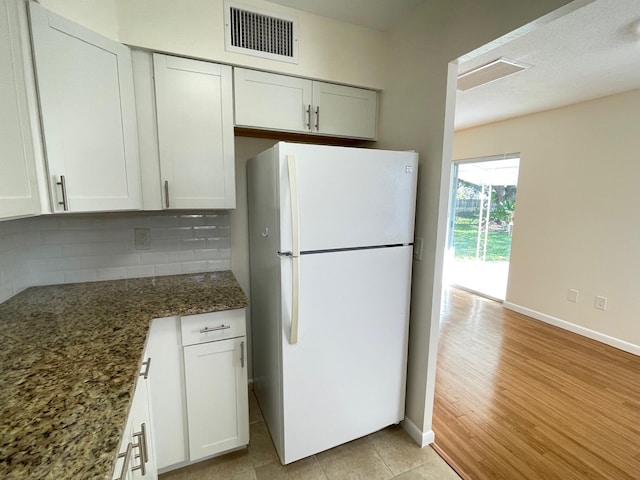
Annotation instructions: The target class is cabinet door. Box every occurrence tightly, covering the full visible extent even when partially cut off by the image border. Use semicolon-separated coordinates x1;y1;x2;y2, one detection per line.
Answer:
129;373;157;480
0;0;40;219
234;68;313;133
29;3;140;213
146;317;188;470
112;402;134;480
154;54;235;209
183;338;249;461
312;81;378;140
113;369;157;480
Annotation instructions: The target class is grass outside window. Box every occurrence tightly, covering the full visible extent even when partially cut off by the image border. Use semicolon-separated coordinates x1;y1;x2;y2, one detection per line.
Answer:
452;216;512;261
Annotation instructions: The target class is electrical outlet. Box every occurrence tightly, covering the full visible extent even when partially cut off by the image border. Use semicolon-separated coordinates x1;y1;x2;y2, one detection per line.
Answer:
134;228;151;250
595;295;607;311
567;289;579;303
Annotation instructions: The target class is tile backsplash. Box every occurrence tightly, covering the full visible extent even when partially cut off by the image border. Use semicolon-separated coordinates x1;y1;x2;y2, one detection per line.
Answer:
0;212;231;303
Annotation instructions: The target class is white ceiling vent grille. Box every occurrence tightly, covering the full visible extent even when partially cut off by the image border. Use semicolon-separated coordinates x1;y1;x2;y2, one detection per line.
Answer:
224;2;298;64
457;58;530;91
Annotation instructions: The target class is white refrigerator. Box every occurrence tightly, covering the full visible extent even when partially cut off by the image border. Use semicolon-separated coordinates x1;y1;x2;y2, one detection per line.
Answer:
247;142;418;464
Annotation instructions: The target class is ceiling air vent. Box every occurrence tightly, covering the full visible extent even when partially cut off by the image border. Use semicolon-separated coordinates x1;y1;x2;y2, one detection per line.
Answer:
457;57;530;91
224;1;299;64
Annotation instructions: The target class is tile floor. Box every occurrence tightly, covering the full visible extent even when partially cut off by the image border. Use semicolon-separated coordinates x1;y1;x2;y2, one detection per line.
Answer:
159;392;460;480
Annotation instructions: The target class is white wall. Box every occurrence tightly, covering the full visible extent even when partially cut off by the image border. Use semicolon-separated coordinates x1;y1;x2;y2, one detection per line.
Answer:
39;0;388;90
0;212;231;303
378;0;580;444
453;89;640;349
37;0;119;40
115;0;388;88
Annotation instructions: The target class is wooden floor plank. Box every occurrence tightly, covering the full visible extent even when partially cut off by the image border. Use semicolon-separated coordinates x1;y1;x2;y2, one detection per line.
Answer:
433;288;640;480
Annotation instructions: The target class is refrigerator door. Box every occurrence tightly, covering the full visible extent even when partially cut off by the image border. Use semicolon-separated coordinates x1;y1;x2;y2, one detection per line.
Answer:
279;245;413;464
277;143;418;253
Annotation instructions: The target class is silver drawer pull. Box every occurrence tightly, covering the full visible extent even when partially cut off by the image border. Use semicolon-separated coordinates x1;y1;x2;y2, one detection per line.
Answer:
132;423;148;475
139;357;151;379
115;442;133;480
200;324;231;334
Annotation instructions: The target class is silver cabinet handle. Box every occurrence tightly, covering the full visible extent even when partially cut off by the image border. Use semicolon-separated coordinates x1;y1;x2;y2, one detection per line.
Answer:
164;180;170;208
315;105;320;130
305;104;311;130
115;442;133;480
200;324;231;333
132;423;148;476
140;357;151;380
240;340;245;368
56;175;68;211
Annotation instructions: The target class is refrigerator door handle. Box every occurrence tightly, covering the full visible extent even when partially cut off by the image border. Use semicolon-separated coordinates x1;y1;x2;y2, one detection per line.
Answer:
290;256;300;344
287;154;301;344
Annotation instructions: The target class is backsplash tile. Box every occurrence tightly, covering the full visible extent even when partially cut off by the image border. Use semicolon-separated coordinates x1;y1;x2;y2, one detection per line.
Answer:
0;212;231;303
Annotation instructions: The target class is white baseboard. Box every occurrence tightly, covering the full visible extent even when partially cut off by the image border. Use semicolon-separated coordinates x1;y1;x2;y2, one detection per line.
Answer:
503;302;640;356
401;417;435;447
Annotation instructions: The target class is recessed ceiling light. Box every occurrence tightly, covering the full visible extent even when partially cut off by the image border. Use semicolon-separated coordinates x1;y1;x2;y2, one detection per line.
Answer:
457;57;531;91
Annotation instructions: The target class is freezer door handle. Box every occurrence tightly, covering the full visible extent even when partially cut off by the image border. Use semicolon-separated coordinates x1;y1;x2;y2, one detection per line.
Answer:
287;155;300;344
287;155;300;257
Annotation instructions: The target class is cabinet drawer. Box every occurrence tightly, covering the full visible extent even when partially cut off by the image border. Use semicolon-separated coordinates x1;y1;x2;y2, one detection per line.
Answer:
181;309;245;346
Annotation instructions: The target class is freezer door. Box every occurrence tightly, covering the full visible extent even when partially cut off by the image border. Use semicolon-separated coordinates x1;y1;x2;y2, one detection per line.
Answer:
279;246;412;464
277;143;418;253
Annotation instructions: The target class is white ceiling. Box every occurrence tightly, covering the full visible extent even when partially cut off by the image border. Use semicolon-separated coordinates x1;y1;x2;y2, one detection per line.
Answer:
268;0;640;131
455;0;640;130
267;0;427;31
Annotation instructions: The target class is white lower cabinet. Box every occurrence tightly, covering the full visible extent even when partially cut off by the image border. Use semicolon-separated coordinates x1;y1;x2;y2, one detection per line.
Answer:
112;357;157;480
184;337;249;460
146;309;249;473
144;317;188;469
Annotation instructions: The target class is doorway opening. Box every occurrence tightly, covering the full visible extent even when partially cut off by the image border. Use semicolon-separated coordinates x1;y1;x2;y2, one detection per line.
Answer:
444;155;520;301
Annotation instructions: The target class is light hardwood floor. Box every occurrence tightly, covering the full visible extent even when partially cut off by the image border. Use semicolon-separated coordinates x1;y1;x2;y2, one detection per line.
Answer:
433;287;640;480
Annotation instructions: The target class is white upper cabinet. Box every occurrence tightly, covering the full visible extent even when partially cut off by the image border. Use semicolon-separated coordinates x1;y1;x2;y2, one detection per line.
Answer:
29;3;141;213
0;0;41;219
234;68;313;133
154;54;236;209
234;68;378;140
312;81;378;140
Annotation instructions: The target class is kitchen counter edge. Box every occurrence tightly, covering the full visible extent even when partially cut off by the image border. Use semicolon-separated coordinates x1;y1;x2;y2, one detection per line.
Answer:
0;271;248;480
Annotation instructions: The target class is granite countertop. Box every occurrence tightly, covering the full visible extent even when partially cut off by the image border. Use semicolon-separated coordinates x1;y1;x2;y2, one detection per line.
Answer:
0;271;248;479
